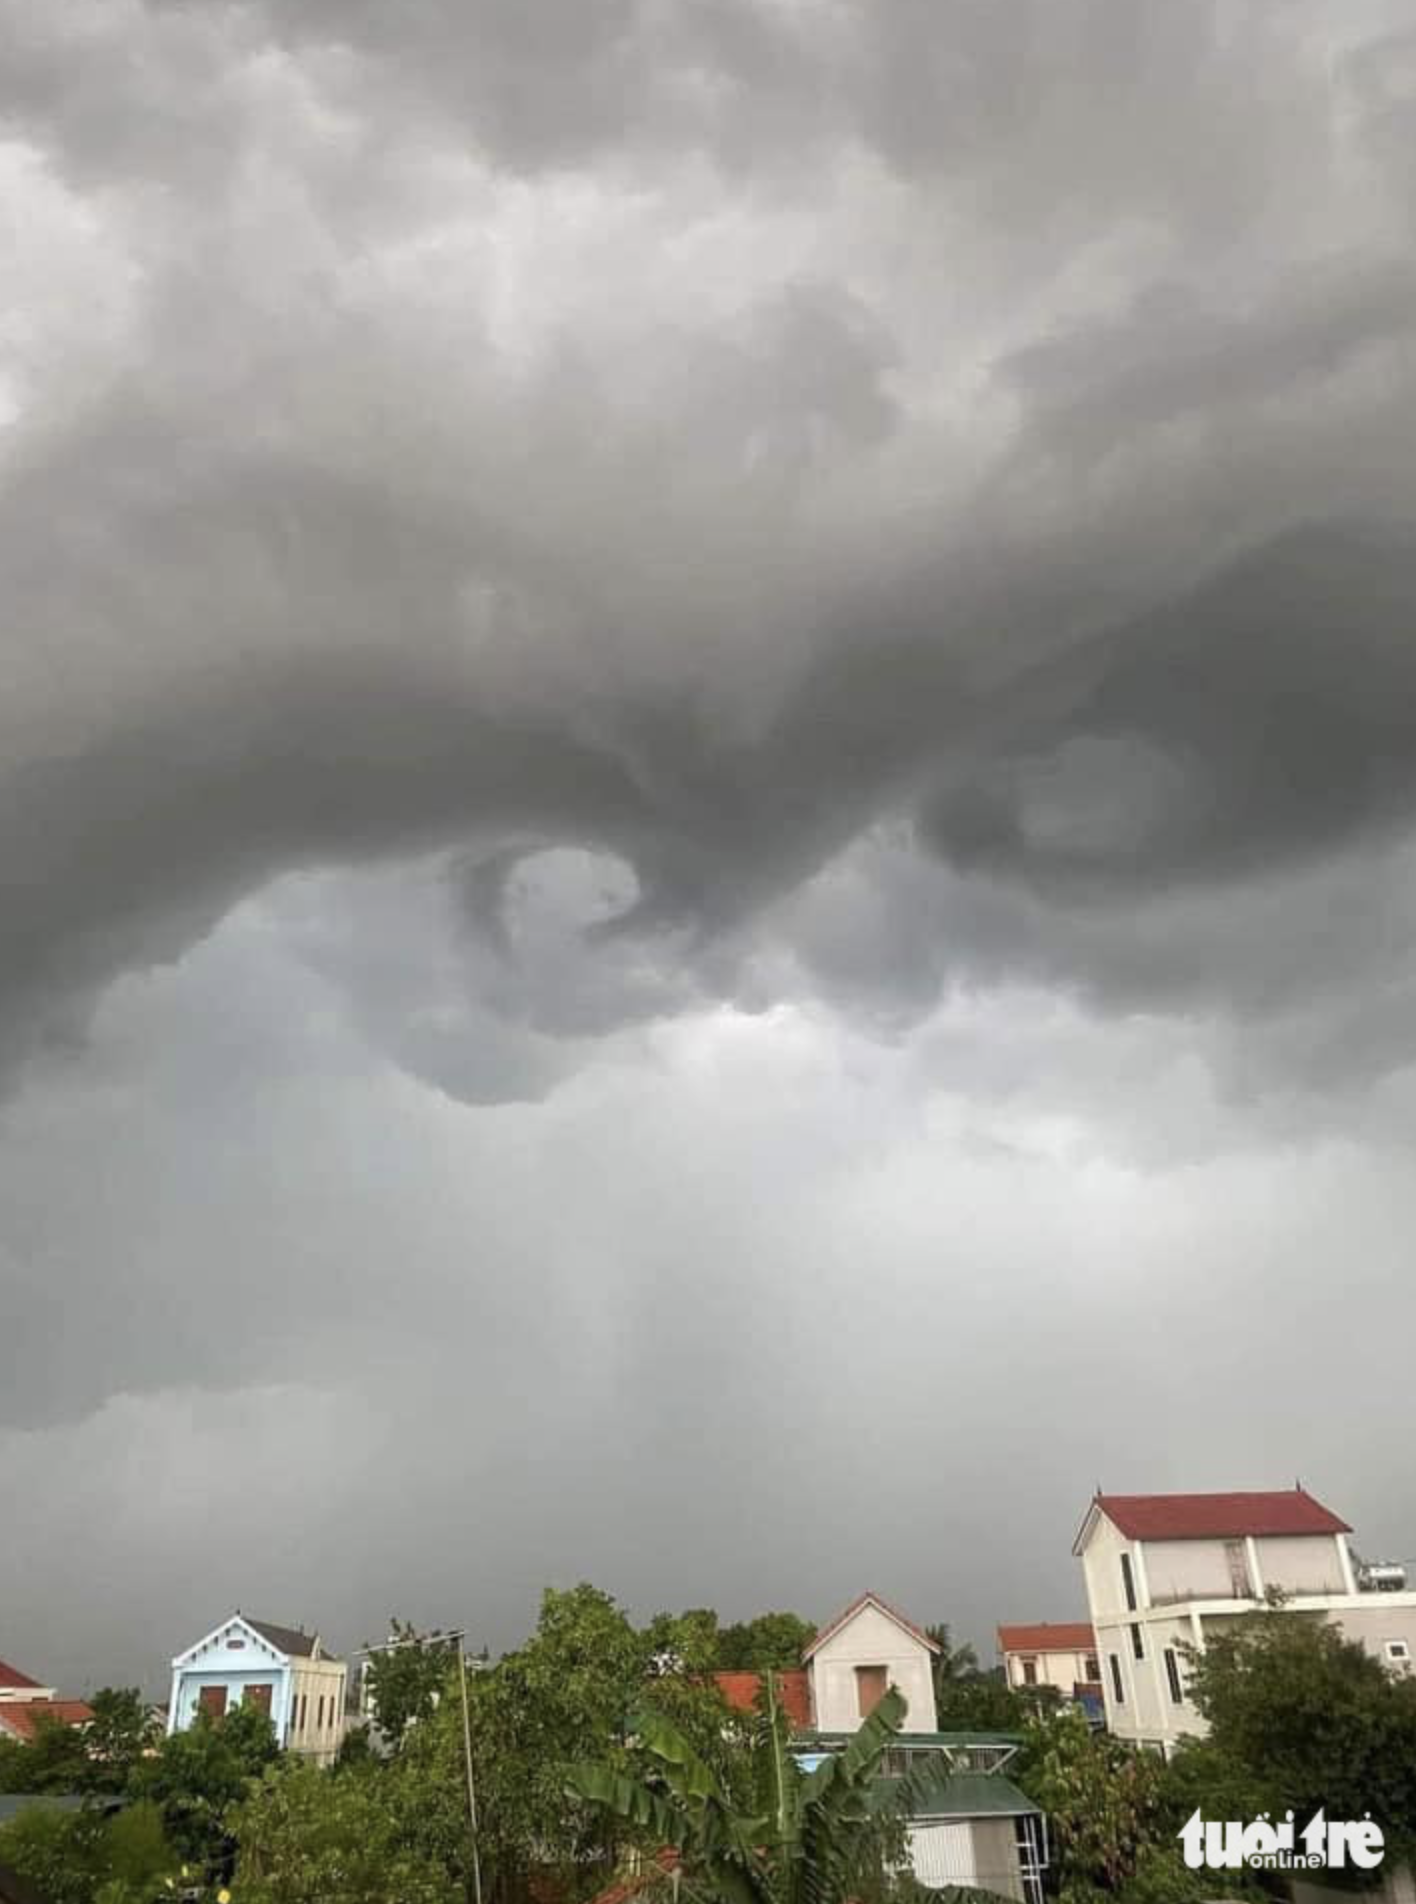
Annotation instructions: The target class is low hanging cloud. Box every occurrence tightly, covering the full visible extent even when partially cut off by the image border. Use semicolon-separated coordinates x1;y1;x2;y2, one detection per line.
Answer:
6;0;1416;1688
3;0;1416;1097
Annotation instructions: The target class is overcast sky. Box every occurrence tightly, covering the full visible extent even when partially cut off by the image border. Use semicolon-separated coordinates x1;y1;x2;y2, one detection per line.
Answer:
5;0;1416;1698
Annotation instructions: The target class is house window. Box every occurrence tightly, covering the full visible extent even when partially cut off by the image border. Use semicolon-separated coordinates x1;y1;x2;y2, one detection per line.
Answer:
1108;1655;1125;1705
1385;1641;1411;1664
1085;1654;1100;1682
317;1695;326;1730
1120;1553;1137;1611
245;1684;273;1714
1021;1657;1038;1685
1224;1542;1252;1597
198;1685;228;1721
1130;1623;1144;1661
228;1639;245;1651
855;1665;888;1718
1163;1648;1184;1703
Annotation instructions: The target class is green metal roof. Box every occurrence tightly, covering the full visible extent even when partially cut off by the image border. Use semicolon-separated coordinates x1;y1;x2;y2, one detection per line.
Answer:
873;1771;1040;1821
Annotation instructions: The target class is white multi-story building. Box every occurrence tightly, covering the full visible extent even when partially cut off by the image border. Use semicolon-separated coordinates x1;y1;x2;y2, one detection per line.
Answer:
1075;1488;1416;1755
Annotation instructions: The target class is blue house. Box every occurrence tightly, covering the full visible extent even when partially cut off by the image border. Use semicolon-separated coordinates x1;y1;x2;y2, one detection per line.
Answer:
167;1613;348;1766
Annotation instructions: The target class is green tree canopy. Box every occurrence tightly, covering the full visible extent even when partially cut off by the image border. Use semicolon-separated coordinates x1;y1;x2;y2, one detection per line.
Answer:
1015;1706;1167;1896
398;1584;740;1904
80;1689;161;1797
0;1711;92;1795
715;1615;817;1674
229;1757;462;1904
1183;1607;1416;1854
361;1621;462;1745
132;1700;279;1872
0;1799;176;1904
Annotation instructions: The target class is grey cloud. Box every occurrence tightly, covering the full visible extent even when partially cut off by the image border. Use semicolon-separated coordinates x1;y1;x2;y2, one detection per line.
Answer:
7;0;1416;1689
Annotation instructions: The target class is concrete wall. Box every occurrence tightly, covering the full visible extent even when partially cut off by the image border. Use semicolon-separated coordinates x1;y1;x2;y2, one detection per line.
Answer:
1079;1512;1136;1622
1005;1647;1097;1693
1095;1612;1197;1747
1142;1539;1240;1605
1255;1536;1346;1596
809;1601;938;1733
1327;1604;1416;1676
286;1657;349;1766
970;1819;1027;1901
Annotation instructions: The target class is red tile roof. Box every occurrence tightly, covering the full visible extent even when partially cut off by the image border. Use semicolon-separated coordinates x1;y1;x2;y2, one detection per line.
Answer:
0;1662;44;1692
803;1593;940;1660
0;1700;94;1743
997;1623;1096;1655
1092;1489;1350;1542
712;1670;812;1728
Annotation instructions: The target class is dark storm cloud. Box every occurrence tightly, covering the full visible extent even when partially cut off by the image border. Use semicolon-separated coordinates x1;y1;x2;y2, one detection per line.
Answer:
2;4;1414;1082
8;0;1416;1688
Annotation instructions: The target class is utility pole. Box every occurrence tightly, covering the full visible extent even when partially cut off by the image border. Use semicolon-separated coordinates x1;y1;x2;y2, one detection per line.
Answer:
363;1626;483;1904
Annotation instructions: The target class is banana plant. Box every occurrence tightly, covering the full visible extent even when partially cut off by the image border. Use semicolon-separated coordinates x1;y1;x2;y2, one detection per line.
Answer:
568;1677;921;1904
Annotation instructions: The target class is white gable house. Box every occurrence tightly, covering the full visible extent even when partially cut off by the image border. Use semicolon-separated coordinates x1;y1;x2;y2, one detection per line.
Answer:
168;1614;348;1767
802;1591;940;1732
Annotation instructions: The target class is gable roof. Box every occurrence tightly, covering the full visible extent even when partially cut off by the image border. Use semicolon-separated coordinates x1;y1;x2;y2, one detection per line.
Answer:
0;1701;93;1744
173;1612;328;1669
803;1593;941;1661
245;1618;321;1659
1076;1488;1350;1550
712;1670;813;1728
0;1662;44;1693
997;1622;1095;1655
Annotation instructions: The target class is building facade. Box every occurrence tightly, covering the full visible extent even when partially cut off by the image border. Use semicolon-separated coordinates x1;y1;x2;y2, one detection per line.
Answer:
802;1592;940;1731
1075;1488;1416;1755
0;1659;92;1744
168;1614;348;1766
790;1593;1048;1902
996;1623;1100;1698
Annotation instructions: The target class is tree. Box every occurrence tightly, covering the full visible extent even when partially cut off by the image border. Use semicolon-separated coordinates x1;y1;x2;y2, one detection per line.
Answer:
1014;1706;1167;1897
920;1622;1057;1731
1183;1607;1416;1854
568;1680;921;1904
0;1799;176;1904
0;1805;109;1904
0;1711;91;1794
133;1700;280;1873
645;1610;722;1676
362;1622;460;1744
924;1624;981;1694
229;1756;461;1904
715;1615;817;1674
79;1689;160;1796
95;1800;180;1904
398;1585;740;1904
936;1674;1034;1731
